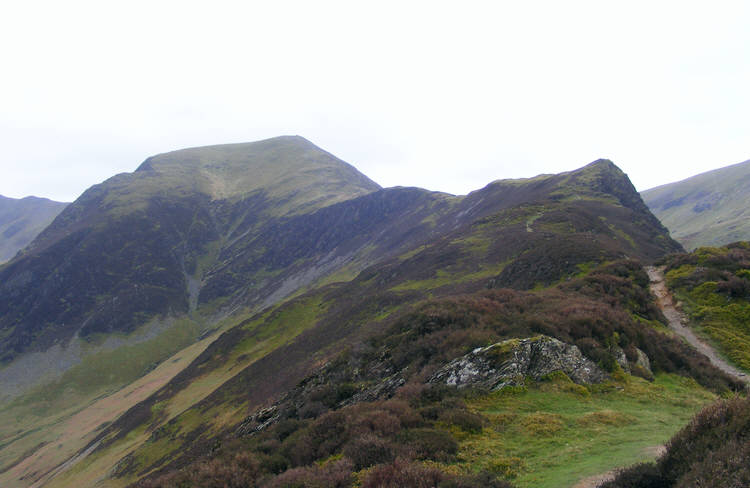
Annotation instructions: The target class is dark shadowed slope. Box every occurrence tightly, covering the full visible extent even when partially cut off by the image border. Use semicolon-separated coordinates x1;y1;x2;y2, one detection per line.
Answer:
641;159;750;250
0;195;67;263
0;136;380;365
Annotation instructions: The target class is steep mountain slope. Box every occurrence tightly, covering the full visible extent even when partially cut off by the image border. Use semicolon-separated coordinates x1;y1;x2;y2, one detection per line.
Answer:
0;136;379;370
0;195;67;263
641;159;750;249
18;159;702;488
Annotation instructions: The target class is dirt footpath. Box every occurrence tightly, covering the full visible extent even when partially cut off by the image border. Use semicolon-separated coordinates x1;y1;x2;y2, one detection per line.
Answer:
646;265;749;385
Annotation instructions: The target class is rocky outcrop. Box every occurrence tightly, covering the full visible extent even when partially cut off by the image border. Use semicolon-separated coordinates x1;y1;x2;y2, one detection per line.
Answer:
613;345;653;379
429;335;607;390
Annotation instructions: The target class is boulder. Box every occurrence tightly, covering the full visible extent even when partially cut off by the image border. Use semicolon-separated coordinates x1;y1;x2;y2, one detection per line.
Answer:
429;335;607;390
635;348;651;372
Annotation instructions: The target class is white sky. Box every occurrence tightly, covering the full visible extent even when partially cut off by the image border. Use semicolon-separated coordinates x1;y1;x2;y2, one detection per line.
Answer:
1;0;748;202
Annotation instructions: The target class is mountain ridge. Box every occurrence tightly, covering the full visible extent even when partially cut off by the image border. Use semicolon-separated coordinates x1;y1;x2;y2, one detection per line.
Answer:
0;140;695;488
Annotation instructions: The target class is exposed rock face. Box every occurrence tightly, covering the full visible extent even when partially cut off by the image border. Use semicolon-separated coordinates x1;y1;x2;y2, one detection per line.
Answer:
429;335;607;390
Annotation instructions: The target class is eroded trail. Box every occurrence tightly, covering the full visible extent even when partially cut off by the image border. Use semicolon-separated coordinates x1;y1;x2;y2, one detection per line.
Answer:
573;267;750;488
646;265;749;385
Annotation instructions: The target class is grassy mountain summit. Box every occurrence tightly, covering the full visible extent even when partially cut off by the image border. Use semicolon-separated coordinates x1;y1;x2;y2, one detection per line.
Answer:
0;136;380;368
0;194;67;263
133;135;380;212
641;159;750;249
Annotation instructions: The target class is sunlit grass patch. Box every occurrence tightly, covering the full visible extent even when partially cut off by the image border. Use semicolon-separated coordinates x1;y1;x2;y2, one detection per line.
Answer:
455;374;715;488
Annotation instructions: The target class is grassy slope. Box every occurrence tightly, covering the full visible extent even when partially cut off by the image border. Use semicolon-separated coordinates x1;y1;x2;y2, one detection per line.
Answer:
43;295;332;488
458;374;713;487
641;159;750;250
0;195;67;263
661;242;750;371
602;394;750;488
41;161;693;487
0;317;229;488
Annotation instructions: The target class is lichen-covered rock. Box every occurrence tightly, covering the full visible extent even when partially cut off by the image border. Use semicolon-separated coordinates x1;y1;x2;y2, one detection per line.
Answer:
613;346;631;373
635;348;651;372
429;335;607;390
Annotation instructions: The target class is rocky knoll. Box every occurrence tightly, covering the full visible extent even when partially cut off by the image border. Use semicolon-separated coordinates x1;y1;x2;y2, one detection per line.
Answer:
429;335;608;390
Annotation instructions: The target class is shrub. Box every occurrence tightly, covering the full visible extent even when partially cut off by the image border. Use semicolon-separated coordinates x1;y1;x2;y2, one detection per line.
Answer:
267;458;354;488
599;462;667;488
260;453;289;474
398;428;459;461
486;456;526;479
343;435;395;470
438;408;486;433
716;275;750;298
361;460;446;488
604;396;750;488
350;407;402;436
439;471;515;488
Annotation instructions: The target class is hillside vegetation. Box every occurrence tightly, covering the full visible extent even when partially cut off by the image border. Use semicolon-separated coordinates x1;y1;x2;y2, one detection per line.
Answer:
29;157;711;488
128;261;734;488
599;242;750;488
659;242;750;372
642;159;750;250
1;139;726;488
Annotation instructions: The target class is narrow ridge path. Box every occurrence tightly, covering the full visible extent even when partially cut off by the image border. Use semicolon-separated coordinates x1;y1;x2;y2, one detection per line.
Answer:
645;265;749;385
573;268;749;488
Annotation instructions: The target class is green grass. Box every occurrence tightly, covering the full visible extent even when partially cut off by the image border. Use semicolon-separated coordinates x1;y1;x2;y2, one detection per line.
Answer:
390;261;509;292
664;247;750;371
676;287;750;370
451;374;715;488
0;316;206;482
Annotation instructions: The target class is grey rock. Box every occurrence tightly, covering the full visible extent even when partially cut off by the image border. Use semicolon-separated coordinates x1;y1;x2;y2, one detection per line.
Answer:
635;348;652;373
236;406;280;436
429;335;607;390
613;346;631;373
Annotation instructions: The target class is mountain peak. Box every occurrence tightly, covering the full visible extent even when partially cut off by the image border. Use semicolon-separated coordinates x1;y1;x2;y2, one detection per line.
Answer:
117;135;380;212
131;136;380;205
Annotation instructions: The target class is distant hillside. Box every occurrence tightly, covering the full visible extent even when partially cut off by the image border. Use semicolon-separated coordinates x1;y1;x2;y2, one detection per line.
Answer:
641;159;750;250
0;195;67;263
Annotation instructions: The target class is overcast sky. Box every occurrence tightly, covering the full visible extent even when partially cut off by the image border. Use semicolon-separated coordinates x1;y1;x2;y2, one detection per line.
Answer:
1;1;748;202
